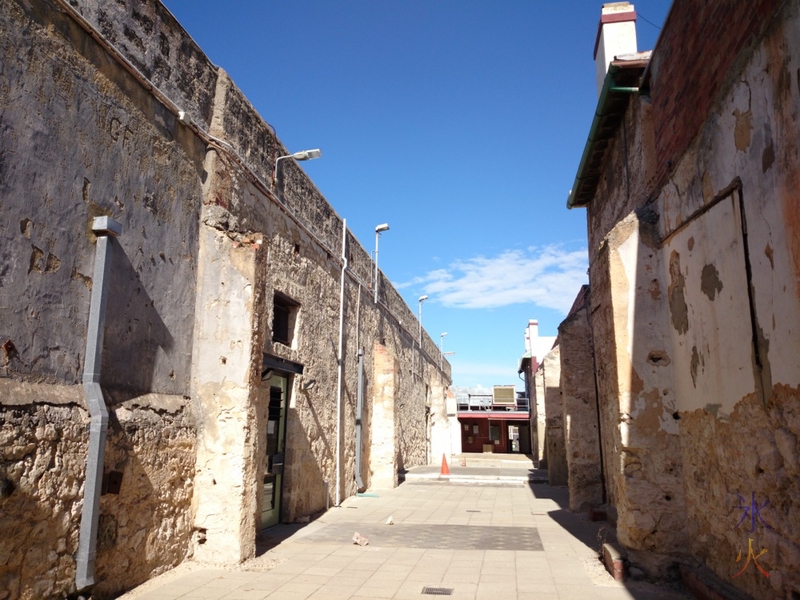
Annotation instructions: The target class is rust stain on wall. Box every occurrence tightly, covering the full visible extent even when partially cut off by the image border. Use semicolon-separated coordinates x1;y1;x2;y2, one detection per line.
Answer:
668;250;689;334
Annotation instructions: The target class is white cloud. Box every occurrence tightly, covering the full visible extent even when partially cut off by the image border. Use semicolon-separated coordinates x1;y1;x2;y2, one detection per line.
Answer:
399;245;588;313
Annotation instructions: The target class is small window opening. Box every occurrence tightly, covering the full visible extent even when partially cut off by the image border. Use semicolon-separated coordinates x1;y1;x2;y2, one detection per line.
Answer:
272;292;299;347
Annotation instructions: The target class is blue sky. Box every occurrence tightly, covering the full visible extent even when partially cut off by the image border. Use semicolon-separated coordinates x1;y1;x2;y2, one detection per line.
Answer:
161;0;670;389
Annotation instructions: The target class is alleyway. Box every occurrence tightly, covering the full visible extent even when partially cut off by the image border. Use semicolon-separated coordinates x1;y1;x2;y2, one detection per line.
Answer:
117;464;692;600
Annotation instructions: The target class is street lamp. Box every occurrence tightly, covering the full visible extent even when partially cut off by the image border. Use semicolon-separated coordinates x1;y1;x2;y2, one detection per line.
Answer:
374;223;389;304
272;148;322;184
439;332;447;369
418;295;428;346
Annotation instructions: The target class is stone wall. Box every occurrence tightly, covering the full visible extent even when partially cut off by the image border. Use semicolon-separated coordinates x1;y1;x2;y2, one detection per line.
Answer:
540;347;566;486
653;2;800;593
573;0;800;594
0;0;451;597
1;0;203;596
532;364;546;464
0;388;195;600
558;301;603;512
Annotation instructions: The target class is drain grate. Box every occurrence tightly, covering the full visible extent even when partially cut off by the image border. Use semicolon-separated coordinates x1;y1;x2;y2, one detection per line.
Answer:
422;587;453;596
465;509;481;513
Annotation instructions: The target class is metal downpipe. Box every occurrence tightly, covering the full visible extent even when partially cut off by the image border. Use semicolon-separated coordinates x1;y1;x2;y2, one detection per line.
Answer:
355;349;365;492
76;217;121;591
335;219;347;507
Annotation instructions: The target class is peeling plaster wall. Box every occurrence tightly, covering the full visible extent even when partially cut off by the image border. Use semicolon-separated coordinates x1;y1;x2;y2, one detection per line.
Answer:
189;227;260;564
652;2;800;595
604;212;687;573
579;0;800;594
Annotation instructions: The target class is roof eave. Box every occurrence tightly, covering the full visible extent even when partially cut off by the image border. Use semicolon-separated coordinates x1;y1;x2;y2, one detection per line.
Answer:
567;57;650;210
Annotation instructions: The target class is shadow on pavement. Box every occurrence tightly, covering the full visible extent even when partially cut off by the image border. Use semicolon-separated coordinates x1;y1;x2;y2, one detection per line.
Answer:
255;523;307;556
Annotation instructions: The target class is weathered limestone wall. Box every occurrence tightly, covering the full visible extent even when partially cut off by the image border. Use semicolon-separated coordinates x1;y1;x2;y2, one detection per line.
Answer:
583;66;689;574
532;365;546;464
651;2;800;594
1;0;204;596
577;0;800;593
558;302;603;512
603;210;687;573
541;347;566;486
370;344;398;488
0;0;205;391
0;388;195;600
1;0;452;597
189;227;261;564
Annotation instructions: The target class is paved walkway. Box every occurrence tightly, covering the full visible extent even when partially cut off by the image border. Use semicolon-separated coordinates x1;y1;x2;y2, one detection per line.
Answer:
118;478;692;600
404;453;546;484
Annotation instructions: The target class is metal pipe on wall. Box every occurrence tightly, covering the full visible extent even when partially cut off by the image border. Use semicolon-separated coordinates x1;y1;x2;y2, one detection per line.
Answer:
355;349;365;491
335;219;347;507
76;217;122;591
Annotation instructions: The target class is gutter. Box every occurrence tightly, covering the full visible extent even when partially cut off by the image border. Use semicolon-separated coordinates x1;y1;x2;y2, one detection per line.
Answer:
76;217;122;591
566;57;650;210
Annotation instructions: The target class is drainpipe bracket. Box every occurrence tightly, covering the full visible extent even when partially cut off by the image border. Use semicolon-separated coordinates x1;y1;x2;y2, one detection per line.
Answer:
92;216;122;236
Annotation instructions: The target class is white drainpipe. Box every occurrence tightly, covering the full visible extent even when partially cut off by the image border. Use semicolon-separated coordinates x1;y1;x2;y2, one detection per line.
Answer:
335;219;347;506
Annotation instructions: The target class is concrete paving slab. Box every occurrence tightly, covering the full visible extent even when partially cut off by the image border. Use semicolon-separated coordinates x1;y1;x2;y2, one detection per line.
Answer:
116;480;693;600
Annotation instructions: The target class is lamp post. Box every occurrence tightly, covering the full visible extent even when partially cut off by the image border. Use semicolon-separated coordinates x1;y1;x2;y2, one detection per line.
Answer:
374;223;389;304
418;295;428;347
439;332;447;369
272;148;322;184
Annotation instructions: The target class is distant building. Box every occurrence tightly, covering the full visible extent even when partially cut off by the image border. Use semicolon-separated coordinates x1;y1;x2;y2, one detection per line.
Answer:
452;385;532;454
518;319;556;462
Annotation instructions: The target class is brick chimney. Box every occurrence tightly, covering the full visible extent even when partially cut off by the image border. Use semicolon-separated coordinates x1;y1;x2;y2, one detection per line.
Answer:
594;2;638;96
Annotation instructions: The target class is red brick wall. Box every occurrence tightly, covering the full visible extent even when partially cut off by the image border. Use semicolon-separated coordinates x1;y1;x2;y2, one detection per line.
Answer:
649;0;782;182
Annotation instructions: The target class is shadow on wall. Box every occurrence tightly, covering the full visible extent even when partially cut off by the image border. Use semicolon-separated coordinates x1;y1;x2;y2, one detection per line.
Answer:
100;241;175;401
0;405;85;600
282;399;328;524
95;406;195;599
589;242;622;514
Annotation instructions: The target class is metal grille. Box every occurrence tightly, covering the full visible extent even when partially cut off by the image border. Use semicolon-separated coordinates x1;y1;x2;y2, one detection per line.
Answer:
422;587;454;596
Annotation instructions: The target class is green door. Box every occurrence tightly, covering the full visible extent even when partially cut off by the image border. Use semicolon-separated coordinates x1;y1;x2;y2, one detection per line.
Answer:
261;374;288;528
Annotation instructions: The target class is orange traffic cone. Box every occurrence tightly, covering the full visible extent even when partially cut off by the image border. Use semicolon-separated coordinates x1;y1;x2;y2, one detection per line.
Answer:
440;454;451;475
